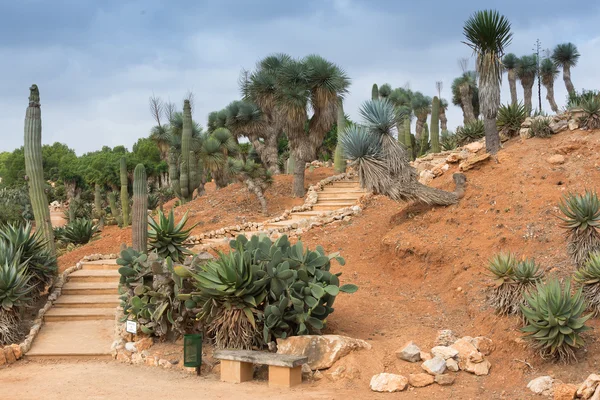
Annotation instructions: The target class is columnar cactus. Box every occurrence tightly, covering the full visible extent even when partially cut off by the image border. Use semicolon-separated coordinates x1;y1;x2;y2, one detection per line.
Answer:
430;96;441;153
334;99;346;173
94;183;104;229
107;191;121;225
403;118;414;161
132;164;148;253
24;84;55;256
371;83;379;101
120;157;130;226
286;155;295;175
420;122;430;156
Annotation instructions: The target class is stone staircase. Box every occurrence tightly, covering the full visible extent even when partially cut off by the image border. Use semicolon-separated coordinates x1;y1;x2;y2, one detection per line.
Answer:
27;260;120;360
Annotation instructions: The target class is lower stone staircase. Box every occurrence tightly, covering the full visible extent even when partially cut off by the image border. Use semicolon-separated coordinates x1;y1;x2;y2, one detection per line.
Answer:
27;260;120;360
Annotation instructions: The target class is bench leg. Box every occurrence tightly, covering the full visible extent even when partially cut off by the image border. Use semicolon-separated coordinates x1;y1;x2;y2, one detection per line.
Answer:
220;360;253;383
268;365;302;388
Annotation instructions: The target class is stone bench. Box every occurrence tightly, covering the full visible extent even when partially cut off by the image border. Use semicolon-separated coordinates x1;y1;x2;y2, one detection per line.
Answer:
213;350;308;388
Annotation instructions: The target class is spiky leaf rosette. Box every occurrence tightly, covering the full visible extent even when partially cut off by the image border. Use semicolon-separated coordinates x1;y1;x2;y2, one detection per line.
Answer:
580;96;600;130
521;279;591;363
148;209;195;262
61;218;98;245
0;255;34;344
486;252;519;315
558;191;600;267
497;102;527;137
574;251;600;316
456;119;485;145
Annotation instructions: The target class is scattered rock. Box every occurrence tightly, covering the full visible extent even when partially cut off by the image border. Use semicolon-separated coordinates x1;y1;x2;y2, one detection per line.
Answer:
472;337;494;356
125;342;137;353
420;352;432;361
431;346;459;360
135;337;153;352
568;119;579;131
527;376;554;396
553;383;577;400
422;356;447;375
550;120;569;134
10;344;22;359
467;351;484;363
3;346;16;364
277;335;371;370
465;141;484;153
522;117;533;128
145;356;159;367
396;341;421;363
409;373;435;388
435;330;459;346
158;359;173;369
520;128;533;140
446;358;459;372
313;370;323;381
459;153;490;172
450;338;478;363
0;348;7;365
419;170;435;185
547;154;566;165
370;373;408;392
462;359;491;376
116;352;131;363
435;374;456;386
577;374;600;398
446;153;460;163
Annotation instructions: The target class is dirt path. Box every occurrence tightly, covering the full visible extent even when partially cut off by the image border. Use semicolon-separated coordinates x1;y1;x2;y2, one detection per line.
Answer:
0;361;347;400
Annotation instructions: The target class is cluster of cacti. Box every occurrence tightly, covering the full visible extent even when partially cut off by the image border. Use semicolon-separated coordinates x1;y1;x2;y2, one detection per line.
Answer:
174;234;357;349
131;164;148;253
107;191;122;225
167;100;202;203
430;96;441;153
23;85;55;257
333;99;346;173
120;157;130;226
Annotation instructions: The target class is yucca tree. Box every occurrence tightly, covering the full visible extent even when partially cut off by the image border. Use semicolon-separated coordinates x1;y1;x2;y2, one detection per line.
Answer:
341;99;466;206
451;71;479;124
503;53;519;105
200;128;237;189
552;43;580;96
540;58;560;113
516;55;538;113
378;83;392;99
439;98;449;131
411;92;431;141
271;54;350;197
463;9;513;154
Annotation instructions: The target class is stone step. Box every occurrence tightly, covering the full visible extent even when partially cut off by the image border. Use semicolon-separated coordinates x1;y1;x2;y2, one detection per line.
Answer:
311;204;355;211
53;295;120;309
27;320;114;360
68;269;120;283
80;260;119;270
319;188;367;193
62;282;120;295
315;199;356;205
327;182;360;188
318;193;364;200
44;307;116;322
288;211;330;220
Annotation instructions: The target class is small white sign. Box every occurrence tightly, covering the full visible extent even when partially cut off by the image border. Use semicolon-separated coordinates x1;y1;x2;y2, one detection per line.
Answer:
126;320;137;334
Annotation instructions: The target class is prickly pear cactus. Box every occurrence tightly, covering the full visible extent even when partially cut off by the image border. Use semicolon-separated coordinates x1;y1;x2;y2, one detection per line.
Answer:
132;164;148;253
24;84;56;256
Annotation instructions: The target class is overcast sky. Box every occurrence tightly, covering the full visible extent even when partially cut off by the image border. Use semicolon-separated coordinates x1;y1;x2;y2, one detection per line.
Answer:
0;0;598;154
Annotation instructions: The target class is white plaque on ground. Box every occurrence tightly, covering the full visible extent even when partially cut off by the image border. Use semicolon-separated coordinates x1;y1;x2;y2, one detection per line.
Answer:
126;320;137;334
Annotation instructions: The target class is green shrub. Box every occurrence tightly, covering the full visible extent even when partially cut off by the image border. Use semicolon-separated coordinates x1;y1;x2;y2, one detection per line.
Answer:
148;209;195;262
57;219;98;245
521;279;591;363
567;89;600;109
579;96;600;130
0;256;34;344
0;186;33;223
530;118;553;138
574;251;600;316
176;234;357;349
497;102;527;137
558;190;600;267
456;119;485;145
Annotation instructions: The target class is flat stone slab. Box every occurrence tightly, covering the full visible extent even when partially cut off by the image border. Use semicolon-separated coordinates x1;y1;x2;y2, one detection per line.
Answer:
213;350;307;368
27;320;114;358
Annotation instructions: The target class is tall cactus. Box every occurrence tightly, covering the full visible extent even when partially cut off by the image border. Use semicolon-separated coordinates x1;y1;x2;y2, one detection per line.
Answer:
286;156;295;175
371;84;379;100
333;99;346;173
403;118;414;161
430;96;441;153
107;191;121;225
132;164;148;253
119;157;130;226
24;85;55;256
94;183;104;229
419;122;430;156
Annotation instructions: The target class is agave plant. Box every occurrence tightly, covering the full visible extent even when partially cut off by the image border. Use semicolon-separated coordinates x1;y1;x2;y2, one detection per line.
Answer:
521;279;591;363
486;252;518;315
147;193;160;211
440;130;458;151
59;218;98;245
579;96;600;130
530;118;553;138
497;102;527;138
0;222;57;293
0;257;34;344
558;191;600;267
148;209;195;262
456;119;485;145
574;251;600;316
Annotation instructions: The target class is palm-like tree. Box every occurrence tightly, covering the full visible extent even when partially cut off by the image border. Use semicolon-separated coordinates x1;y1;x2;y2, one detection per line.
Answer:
439;98;449;131
463;9;513;154
451;71;479;124
502;53;519;105
516;55;537;113
200;128;237;189
540;58;560;113
411;92;431;140
341;99;466;205
551;43;580;95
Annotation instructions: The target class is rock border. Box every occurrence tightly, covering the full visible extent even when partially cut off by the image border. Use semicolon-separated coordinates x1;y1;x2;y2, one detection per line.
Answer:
0;253;118;367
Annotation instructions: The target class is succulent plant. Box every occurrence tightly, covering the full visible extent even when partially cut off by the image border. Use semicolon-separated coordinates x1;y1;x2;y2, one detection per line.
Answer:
521;279;591;363
0;256;34;345
430;96;440;153
574;251;600;316
558;190;600;267
456;119;485;145
132;164;148;253
148;209;195;262
530;118;553;138
58;219;98;245
497;102;527;138
120;157;130;226
579;96;600;130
